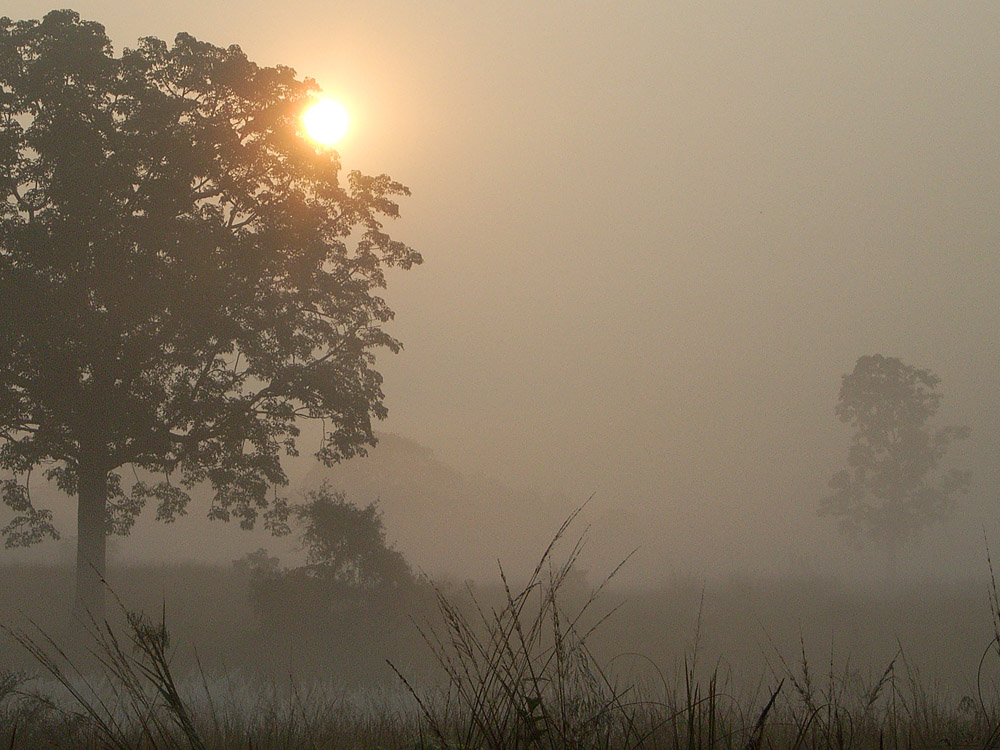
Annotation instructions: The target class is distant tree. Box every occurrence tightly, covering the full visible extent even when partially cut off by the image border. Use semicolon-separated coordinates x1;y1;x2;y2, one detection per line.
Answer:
294;484;413;590
239;485;415;637
234;487;428;677
232;547;280;579
820;354;970;560
0;11;421;617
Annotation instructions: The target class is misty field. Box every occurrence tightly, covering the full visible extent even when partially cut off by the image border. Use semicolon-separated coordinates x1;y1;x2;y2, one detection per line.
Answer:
3;1;999;747
3;533;1000;750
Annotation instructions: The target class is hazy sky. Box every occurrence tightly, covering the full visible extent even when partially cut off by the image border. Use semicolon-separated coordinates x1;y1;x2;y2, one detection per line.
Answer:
6;1;1000;580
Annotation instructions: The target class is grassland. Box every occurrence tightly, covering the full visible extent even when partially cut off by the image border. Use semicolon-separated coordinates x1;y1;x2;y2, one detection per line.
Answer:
2;529;999;748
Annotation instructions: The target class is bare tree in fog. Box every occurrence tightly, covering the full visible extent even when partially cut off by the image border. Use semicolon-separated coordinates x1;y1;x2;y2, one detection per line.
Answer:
820;354;970;566
0;11;420;617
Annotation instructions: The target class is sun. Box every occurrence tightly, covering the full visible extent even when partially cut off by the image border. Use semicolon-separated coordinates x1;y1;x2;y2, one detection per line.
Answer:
302;99;349;146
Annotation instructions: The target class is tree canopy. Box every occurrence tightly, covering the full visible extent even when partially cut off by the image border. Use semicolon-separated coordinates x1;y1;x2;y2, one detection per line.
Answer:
0;10;421;614
295;485;412;590
819;354;970;555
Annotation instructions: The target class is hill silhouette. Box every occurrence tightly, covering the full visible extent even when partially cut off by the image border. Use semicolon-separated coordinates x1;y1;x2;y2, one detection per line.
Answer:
301;433;583;580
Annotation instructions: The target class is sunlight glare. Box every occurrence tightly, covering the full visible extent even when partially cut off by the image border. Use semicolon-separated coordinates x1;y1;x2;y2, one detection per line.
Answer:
302;99;349;146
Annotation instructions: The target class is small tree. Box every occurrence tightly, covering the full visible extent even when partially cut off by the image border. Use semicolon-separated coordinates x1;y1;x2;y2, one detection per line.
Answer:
0;11;421;616
239;485;415;650
295;484;413;590
820;354;970;560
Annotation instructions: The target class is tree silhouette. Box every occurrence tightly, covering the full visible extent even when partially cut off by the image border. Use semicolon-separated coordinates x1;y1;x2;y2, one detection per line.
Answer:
820;355;970;561
295;485;413;590
0;11;421;616
240;485;414;620
236;486;419;672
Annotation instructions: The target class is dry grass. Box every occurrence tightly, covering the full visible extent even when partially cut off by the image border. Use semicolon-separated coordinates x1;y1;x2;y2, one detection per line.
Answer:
3;519;1000;748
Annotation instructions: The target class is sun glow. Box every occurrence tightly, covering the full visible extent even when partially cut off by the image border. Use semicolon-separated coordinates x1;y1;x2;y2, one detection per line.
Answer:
302;99;349;146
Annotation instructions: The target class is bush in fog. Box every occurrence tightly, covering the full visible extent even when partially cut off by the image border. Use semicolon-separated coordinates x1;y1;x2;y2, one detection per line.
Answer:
232;548;281;579
236;485;418;635
296;485;413;590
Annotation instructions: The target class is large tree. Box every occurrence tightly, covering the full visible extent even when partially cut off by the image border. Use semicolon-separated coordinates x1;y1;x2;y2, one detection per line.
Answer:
0;11;421;616
820;355;970;561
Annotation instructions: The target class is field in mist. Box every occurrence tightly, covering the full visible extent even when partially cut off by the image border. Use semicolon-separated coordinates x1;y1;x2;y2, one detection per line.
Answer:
1;559;996;687
4;524;1000;748
4;434;999;746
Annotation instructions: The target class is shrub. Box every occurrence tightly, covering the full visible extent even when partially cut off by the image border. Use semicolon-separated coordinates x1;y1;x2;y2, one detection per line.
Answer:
234;485;423;669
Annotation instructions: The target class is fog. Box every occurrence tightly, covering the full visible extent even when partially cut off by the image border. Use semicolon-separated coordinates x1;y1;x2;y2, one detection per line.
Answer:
2;0;998;587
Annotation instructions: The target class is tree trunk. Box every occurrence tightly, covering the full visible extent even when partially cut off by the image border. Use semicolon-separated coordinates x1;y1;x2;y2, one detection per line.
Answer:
74;457;108;620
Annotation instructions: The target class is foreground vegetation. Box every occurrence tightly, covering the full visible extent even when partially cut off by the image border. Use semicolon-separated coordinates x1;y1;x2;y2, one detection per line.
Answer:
3;520;999;748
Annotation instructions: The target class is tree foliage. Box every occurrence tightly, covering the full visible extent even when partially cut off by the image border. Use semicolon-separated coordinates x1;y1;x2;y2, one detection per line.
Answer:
820;354;970;551
0;11;420;611
238;485;416;635
295;484;413;589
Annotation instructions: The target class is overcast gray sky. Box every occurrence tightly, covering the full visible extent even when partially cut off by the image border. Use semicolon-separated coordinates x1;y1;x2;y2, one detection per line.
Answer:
6;0;1000;581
